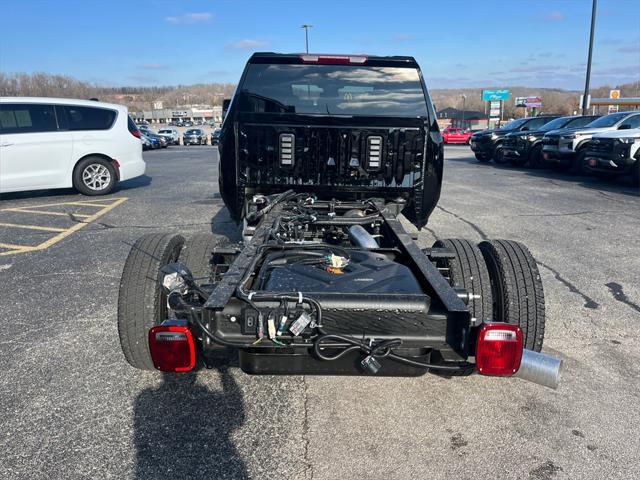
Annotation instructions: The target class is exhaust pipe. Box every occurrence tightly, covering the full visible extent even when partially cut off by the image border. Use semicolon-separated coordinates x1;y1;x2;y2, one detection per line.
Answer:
348;225;378;249
515;349;562;390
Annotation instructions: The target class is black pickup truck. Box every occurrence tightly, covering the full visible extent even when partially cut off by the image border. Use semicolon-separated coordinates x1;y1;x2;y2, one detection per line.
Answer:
470;116;559;164
117;53;560;388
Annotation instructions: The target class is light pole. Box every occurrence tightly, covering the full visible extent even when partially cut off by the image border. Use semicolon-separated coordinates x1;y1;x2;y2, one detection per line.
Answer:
461;94;466;128
301;24;313;53
582;0;597;115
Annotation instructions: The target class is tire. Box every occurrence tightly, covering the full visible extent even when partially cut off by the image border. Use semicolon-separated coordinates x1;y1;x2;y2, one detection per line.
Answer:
475;153;490;163
117;233;185;370
180;233;228;283
570;149;588;174
479;240;545;352
73;156;117;196
528;144;543;169
493;145;507;164
432;239;493;324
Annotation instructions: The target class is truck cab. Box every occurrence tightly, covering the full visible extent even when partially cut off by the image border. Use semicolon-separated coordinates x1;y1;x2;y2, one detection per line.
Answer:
217;53;442;230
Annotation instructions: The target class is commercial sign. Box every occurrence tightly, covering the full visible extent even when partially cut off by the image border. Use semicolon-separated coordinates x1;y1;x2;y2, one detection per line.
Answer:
489;100;501;119
482;89;510;101
172;111;188;117
515;97;528;107
609;90;620;113
524;96;543;108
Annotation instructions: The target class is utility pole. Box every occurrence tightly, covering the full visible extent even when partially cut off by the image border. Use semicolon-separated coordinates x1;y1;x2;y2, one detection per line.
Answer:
461;94;466;128
301;24;313;53
582;0;597;115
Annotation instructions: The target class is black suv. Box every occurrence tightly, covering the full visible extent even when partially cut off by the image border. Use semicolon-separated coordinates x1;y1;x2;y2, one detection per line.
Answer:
503;115;599;167
470;116;559;164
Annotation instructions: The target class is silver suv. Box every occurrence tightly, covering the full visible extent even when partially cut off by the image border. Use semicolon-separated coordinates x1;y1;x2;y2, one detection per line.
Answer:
542;111;640;171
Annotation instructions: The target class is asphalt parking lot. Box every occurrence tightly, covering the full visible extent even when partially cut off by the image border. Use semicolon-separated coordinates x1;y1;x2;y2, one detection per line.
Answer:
1;145;639;480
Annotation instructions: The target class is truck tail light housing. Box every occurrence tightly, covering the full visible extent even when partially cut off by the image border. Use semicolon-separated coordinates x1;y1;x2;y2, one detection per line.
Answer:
367;136;383;169
148;324;196;372
476;323;523;376
280;133;295;165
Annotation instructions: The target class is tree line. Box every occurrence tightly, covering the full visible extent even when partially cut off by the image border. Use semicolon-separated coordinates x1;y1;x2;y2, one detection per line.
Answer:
1;72;637;117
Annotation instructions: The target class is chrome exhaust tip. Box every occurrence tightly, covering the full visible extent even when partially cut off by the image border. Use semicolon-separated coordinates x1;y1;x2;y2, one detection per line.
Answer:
515;349;562;390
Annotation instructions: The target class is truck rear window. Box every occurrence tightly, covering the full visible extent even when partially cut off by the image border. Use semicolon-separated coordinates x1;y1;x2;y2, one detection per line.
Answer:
238;64;428;117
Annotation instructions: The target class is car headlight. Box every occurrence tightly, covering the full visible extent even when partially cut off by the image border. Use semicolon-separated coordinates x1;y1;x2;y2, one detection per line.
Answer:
527;135;538;142
618;137;639;144
491;133;498;140
561;134;577;140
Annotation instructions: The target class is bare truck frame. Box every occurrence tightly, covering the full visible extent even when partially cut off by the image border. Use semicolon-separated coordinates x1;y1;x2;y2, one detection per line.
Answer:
117;53;561;388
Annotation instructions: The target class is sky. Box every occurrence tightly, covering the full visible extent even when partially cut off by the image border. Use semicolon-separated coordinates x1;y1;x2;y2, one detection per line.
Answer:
1;0;638;90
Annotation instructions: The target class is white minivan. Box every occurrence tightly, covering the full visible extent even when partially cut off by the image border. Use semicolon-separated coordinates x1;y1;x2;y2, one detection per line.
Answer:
0;97;146;195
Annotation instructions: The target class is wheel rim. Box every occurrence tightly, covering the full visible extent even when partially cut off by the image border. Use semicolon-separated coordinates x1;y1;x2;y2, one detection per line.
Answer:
82;163;111;191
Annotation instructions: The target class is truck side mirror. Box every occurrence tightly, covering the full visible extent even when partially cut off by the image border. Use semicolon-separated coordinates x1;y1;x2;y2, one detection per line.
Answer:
618;124;631;130
222;98;231;115
521;126;529;131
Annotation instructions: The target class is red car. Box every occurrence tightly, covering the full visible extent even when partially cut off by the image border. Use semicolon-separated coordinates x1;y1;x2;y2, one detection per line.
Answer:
442;127;473;144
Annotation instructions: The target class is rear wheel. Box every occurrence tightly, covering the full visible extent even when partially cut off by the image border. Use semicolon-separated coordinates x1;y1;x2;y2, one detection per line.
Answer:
433;239;493;324
73;156;117;196
479;240;545;352
117;233;185;370
180;233;228;283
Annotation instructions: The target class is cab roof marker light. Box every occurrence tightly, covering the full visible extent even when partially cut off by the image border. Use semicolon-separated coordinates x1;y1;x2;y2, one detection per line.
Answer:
300;54;368;64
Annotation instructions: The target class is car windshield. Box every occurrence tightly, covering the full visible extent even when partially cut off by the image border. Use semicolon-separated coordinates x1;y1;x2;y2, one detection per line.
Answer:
585;112;630;128
185;129;199;134
238;63;428;117
539;117;574;131
564;116;598;129
499;118;528;130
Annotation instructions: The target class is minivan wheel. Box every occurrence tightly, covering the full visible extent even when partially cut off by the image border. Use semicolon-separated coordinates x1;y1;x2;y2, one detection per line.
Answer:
73;157;117;195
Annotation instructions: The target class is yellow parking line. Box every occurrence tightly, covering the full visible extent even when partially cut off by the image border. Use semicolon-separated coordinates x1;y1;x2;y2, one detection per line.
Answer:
3;208;91;218
0;197;128;256
0;242;36;251
0;222;67;232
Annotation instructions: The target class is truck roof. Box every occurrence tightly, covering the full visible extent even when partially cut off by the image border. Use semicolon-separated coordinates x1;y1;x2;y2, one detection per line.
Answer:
248;52;420;68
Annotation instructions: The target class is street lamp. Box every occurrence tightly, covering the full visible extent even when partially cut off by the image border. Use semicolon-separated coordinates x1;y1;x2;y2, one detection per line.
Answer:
301;24;313;53
582;0;597;115
461;94;466;128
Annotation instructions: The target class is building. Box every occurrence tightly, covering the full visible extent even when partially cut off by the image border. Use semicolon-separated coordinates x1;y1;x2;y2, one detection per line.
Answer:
436;107;488;130
130;105;223;125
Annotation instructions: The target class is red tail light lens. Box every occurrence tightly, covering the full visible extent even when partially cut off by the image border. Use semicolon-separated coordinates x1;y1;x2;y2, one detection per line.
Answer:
148;325;196;372
476;323;523;376
131;129;141;139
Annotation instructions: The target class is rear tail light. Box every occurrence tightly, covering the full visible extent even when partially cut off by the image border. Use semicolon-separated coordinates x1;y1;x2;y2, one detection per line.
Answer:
148;324;196;372
300;54;367;64
131;129;141;139
280;133;295;165
476;323;523;376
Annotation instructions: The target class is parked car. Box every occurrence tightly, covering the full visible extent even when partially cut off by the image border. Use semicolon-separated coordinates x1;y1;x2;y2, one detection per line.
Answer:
442;127;473;144
470;116;560;163
141;134;152;151
0;97;145;195
503;115;599;168
142;133;161;149
157;128;179;145
584;128;640;185
542;111;640;172
183;128;207;145
211;128;221;145
149;132;168;148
